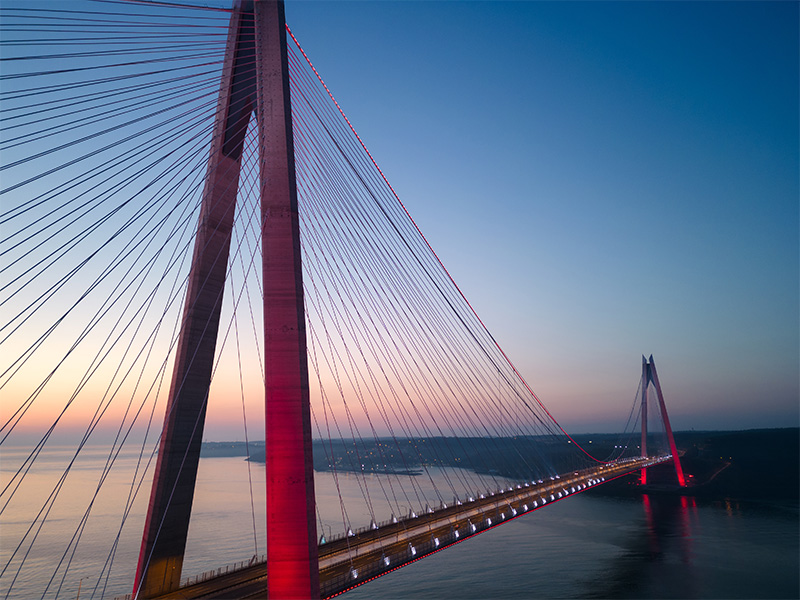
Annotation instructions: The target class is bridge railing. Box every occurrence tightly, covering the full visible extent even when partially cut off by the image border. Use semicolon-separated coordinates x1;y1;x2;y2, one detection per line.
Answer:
321;534;443;597
321;456;662;547
319;456;673;598
112;554;267;600
180;553;267;588
113;457;670;600
324;516;400;544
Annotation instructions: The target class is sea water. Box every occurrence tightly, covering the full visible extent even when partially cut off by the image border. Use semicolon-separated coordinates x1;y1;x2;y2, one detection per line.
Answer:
1;447;797;599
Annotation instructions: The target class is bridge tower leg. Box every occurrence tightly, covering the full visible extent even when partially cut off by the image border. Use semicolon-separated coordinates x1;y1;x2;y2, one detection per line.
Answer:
640;356;648;485
646;355;686;486
133;2;319;598
256;0;320;598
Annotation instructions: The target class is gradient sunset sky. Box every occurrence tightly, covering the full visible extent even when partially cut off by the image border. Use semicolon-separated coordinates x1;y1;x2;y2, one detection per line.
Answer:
2;1;797;444
274;0;798;435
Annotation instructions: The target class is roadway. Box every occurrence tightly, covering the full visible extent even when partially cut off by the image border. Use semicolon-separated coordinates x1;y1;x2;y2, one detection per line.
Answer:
142;455;671;599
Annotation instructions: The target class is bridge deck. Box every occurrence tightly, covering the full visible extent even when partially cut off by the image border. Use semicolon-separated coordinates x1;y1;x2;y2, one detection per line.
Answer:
138;456;670;599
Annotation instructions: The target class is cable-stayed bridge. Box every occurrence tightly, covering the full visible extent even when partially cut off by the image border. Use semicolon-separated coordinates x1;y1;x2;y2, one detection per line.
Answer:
0;2;685;599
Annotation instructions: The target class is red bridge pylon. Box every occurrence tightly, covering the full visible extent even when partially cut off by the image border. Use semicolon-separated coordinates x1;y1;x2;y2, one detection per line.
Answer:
133;2;318;598
640;355;686;487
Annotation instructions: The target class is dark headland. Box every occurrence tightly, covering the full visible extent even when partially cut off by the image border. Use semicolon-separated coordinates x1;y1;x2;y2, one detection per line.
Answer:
200;428;799;501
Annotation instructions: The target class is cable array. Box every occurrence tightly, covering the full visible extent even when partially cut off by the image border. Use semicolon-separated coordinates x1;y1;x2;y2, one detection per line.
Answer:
286;28;615;540
0;2;664;599
0;3;239;599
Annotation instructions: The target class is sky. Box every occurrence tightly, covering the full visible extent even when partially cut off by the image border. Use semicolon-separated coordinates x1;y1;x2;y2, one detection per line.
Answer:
1;8;795;599
278;0;799;434
1;0;797;445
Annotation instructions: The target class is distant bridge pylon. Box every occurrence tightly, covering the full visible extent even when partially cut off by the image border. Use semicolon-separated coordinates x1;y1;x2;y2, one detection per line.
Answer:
640;355;686;487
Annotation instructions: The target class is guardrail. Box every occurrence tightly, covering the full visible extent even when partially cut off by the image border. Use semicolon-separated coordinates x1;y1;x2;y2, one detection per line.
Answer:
113;554;268;600
180;553;267;588
115;455;672;600
319;455;672;598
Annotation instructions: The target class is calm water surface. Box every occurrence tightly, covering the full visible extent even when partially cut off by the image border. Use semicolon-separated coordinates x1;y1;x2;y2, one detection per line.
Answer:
2;447;797;599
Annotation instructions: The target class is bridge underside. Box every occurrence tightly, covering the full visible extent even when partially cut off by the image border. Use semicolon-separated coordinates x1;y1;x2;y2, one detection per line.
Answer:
142;456;670;600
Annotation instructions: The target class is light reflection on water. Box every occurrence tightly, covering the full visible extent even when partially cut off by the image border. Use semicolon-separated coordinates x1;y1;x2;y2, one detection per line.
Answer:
346;491;799;600
1;448;798;600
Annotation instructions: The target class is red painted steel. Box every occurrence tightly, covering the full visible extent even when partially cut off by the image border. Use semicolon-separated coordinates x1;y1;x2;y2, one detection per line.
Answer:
647;356;687;486
135;2;319;597
641;356;648;486
133;5;254;597
255;1;320;598
640;356;686;488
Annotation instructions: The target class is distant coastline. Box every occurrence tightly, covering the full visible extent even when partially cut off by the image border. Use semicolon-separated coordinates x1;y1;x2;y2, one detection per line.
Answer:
200;428;799;501
199;441;424;476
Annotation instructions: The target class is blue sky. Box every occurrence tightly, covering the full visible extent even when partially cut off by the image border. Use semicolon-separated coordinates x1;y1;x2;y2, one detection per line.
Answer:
1;1;796;443
281;0;798;432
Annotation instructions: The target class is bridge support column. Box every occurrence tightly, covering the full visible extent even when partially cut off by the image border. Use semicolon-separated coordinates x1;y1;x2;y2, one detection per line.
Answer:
255;0;320;598
641;356;648;485
133;5;254;597
134;2;319;598
640;355;686;487
647;356;686;486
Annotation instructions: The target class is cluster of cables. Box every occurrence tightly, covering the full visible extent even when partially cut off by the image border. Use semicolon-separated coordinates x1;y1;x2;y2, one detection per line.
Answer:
0;2;647;599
